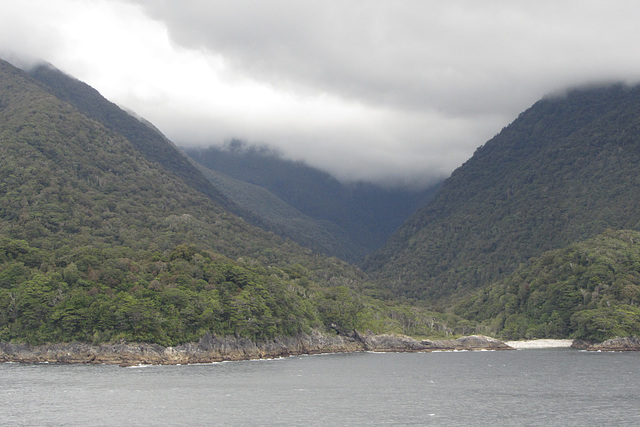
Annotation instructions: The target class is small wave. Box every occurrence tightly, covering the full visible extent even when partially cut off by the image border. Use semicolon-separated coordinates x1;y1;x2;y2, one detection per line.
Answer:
247;356;287;362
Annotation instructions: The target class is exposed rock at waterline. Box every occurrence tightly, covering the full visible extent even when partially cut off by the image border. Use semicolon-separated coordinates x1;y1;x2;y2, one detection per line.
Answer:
0;333;512;366
450;335;513;350
570;340;595;350
578;336;640;351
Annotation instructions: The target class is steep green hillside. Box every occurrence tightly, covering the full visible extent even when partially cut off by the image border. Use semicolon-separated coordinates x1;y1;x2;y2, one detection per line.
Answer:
27;63;239;214
1;60;264;259
184;142;437;261
0;58;455;345
456;230;640;341
195;164;363;261
366;84;640;301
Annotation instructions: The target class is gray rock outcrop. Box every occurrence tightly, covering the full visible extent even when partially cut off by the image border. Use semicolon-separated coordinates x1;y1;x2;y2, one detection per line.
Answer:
578;336;640;351
0;332;512;366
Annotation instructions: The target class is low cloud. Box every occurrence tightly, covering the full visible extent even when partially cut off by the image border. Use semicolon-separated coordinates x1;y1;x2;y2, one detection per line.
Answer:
3;1;640;188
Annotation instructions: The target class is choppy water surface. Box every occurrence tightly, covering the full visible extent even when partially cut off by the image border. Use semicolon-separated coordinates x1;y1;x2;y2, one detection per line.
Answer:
2;349;639;426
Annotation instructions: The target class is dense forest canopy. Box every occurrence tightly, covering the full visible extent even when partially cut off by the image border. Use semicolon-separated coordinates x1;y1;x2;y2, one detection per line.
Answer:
456;230;640;342
366;84;640;303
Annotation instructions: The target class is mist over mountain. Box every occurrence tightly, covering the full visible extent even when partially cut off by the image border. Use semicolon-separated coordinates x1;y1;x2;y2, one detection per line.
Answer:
25;62;437;263
365;83;640;303
184;141;439;262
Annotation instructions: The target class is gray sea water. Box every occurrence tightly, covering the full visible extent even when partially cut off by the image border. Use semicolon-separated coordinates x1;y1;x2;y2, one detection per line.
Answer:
1;348;639;426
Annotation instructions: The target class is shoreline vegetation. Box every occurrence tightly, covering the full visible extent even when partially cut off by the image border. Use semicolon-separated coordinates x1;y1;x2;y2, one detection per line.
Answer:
2;334;638;367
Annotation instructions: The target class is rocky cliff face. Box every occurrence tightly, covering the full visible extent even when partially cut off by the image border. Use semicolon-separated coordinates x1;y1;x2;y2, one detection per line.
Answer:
0;333;512;366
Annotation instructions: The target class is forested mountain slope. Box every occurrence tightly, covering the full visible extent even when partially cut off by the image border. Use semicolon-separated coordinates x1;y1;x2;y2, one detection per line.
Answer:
365;84;640;302
194;163;363;261
27;63;239;215
0;59;451;345
185;143;438;261
456;229;640;341
1;60;270;260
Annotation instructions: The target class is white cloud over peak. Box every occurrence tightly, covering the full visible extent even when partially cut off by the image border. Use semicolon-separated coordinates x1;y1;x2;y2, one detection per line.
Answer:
3;0;640;187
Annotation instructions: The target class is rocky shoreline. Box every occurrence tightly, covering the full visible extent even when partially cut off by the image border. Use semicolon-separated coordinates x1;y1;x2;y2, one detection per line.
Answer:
5;333;637;366
0;332;512;366
571;336;640;351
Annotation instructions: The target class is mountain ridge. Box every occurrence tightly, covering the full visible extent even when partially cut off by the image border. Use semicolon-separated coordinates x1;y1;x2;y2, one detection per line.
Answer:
25;62;438;262
26;62;240;215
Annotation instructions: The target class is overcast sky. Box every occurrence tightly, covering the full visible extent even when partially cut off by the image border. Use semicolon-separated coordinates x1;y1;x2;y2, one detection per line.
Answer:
2;1;640;188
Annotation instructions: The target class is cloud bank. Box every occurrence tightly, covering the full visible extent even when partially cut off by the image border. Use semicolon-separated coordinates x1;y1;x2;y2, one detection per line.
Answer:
3;1;640;187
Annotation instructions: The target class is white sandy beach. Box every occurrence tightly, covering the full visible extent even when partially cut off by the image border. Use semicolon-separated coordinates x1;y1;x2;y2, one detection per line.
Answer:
504;339;574;349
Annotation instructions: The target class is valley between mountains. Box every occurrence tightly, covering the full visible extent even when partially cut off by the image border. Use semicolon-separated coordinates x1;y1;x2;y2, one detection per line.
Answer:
1;57;640;361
